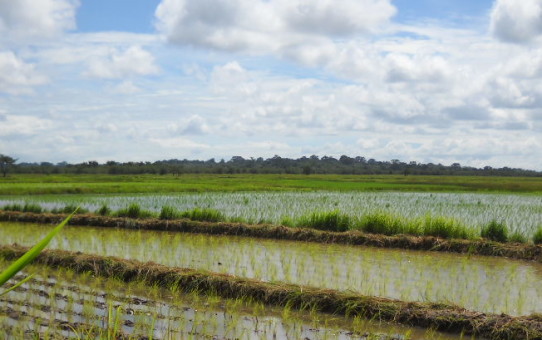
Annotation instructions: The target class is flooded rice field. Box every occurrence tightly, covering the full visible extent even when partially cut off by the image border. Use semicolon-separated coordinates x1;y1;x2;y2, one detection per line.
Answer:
1;191;541;235
1;222;541;316
0;259;460;340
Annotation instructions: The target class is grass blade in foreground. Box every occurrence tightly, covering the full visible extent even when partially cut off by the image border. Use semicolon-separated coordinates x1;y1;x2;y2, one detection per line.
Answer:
0;210;75;290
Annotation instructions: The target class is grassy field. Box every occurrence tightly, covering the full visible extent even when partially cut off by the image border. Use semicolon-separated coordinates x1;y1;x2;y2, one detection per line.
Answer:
1;173;542;194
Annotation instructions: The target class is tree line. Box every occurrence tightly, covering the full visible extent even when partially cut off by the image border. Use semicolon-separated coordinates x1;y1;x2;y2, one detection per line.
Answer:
2;154;540;177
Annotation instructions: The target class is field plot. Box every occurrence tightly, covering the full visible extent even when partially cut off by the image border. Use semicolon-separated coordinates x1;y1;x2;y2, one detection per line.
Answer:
1;222;541;316
0;258;460;340
1;191;542;237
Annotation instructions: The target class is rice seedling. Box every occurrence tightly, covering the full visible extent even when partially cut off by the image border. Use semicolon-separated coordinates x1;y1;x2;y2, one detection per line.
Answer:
179;208;224;222
1;203;22;212
509;231;528;244
1;222;541;316
533;226;542;245
115;203;155;219
480;220;509;242
96;204;111;216
0;246;538;340
22;202;42;213
159;206;181;220
296;210;351;232
423;215;472;239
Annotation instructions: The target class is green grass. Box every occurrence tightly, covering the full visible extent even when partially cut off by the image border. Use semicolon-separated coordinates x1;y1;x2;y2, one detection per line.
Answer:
533;227;542;245
296;210;351;232
179;208;225;222
481;220;509;242
159;206;182;220
3;201;542;243
115;203;155;219
1;174;542;195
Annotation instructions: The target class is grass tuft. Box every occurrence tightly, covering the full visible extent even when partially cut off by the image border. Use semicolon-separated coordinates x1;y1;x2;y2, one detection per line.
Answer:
509;231;528;244
96;204;111;216
159;206;181;220
180;208;225;222
116;203;154;219
296;210;351;232
481;220;508;243
533;227;542;245
22;203;43;214
1;203;23;212
423;215;471;239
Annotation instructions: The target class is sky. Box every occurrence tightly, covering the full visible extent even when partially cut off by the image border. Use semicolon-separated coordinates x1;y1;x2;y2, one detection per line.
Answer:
1;0;542;170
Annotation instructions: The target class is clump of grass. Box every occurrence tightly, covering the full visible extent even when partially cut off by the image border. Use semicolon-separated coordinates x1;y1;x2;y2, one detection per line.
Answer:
159;206;181;220
296;210;350;232
481;220;508;243
280;216;295;228
533;227;542;245
52;204;89;214
22;203;43;214
357;212;404;235
96;204;111;216
116;203;154;219
509;231;527;244
180;208;225;222
1;203;23;212
423;215;471;239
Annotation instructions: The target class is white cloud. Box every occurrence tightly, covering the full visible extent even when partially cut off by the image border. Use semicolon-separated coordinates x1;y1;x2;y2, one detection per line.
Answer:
0;51;47;94
85;46;160;79
490;0;542;43
155;0;395;54
111;81;141;94
169;115;210;135
0;114;53;136
0;0;78;43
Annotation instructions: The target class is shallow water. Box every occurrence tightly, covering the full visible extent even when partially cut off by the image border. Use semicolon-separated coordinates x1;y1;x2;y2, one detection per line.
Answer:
0;260;460;340
1;221;542;316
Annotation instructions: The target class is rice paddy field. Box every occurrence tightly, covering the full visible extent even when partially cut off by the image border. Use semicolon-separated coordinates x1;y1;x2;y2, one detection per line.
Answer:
1;174;542;339
1;190;541;237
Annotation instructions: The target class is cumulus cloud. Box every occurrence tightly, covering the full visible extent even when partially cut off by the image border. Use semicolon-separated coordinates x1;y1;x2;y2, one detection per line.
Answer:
85;46;159;79
490;0;542;43
169;115;210;135
0;114;53;136
0;0;78;42
155;0;396;53
0;51;47;94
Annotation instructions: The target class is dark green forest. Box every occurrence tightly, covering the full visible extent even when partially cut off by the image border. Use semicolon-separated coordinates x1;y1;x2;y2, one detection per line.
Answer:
5;155;541;177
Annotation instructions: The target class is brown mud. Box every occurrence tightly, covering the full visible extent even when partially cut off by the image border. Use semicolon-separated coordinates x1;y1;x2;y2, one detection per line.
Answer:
1;210;542;263
0;245;541;340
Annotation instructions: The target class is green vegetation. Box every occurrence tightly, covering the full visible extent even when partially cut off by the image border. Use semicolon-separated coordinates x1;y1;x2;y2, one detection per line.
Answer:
1;245;540;340
179;207;225;222
0;213;73;295
2;202;542;243
1;174;542;195
533;227;542;245
97;204;111;216
115;203;154;219
295;210;351;232
159;205;181;220
481;220;509;243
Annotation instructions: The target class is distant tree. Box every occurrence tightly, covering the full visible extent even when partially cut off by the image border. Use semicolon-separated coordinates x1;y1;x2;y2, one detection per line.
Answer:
0;154;17;177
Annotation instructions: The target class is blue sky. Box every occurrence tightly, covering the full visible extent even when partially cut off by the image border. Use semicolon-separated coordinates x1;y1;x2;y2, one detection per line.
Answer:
1;0;542;170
